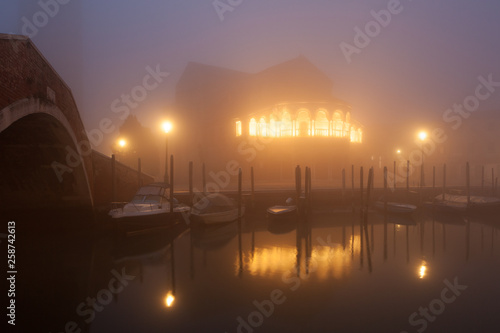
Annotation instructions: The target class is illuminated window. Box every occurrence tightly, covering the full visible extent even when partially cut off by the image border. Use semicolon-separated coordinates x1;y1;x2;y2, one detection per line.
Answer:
259;117;267;137
296;110;310;136
270;118;278;137
235;121;242;136
358;128;363;143
315;110;329;136
350;126;358;142
281;112;292;136
249;118;257;136
333;112;343;137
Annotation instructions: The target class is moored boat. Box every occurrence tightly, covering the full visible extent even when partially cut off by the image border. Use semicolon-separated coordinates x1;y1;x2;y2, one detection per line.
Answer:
191;193;244;224
109;182;190;229
373;201;417;214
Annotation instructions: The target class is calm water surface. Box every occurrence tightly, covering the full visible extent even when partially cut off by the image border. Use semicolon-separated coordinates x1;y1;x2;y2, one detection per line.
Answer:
9;209;500;332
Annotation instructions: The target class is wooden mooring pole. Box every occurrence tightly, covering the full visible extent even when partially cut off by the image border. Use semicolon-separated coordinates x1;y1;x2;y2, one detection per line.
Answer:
466;162;470;206
238;168;242;217
251;166;255;207
170;155;174;214
111;154;116;202
442;164;447;201
137;158;142;187
189;161;193;204
202;163;206;194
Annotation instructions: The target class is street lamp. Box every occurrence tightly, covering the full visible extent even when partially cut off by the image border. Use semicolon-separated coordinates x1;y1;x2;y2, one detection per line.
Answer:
118;139;127;148
162;121;173;183
418;131;427;187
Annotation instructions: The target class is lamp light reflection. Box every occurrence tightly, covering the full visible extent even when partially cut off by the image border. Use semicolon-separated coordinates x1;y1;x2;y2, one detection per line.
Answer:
165;292;175;307
419;262;427;279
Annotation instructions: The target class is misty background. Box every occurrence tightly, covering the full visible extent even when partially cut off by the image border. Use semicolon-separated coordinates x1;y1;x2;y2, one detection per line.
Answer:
1;0;500;178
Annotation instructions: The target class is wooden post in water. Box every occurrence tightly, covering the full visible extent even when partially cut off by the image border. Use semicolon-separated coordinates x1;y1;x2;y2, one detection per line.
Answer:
466;162;470;206
363;168;373;272
189;161;193;204
383;166;388;213
406;160;410;193
202;163;206;194
360;166;364;211
481;166;485;194
393;161;397;189
251;166;255;208
432;166;436;190
238;168;242;217
492;168;495;195
111;154;116;202
342;168;346;205
305;167;310;213
170;155;174;214
442;164;447;201
137;158;142;187
351;165;355;212
307;167;312;211
496;178;498;197
295;165;301;214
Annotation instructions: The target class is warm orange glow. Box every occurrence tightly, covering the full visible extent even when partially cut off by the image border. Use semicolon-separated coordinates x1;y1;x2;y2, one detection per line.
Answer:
235;121;242;136
235;235;360;279
396;149;401;154
162;121;173;134
418;131;427;141
419;261;427;279
249;118;257;136
240;109;362;142
118;139;127;148
165;292;175;307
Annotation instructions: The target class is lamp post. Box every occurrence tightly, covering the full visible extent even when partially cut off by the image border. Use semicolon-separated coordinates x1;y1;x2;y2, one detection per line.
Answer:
162;121;173;183
418;131;427;187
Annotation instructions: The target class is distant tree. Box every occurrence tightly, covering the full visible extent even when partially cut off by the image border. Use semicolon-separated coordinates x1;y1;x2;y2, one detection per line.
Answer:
112;115;160;178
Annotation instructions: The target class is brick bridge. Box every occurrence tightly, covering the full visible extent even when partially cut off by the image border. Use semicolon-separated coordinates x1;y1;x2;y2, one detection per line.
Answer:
0;34;153;215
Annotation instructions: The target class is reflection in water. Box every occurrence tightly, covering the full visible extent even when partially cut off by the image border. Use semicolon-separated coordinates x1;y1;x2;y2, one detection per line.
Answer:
15;208;500;332
419;260;427;279
236;236;360;279
164;291;175;308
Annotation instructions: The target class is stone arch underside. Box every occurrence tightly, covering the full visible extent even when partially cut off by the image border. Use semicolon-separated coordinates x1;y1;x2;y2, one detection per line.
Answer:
0;99;93;212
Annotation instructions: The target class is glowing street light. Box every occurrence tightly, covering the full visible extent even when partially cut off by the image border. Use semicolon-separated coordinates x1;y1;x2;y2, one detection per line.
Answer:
118;139;127;148
418;131;427;187
162;121;173;183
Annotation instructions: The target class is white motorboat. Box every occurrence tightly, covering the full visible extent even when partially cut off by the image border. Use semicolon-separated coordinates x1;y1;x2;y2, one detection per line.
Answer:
109;183;190;229
191;193;244;224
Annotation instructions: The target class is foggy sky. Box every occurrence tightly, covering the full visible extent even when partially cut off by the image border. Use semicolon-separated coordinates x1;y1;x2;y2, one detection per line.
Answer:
2;0;500;155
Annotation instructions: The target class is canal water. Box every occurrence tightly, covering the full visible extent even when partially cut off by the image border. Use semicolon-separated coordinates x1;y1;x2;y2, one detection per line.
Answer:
6;209;500;332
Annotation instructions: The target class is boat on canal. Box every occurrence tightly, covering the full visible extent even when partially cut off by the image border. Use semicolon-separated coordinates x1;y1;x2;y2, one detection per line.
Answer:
190;193;244;224
373;200;417;214
108;182;190;229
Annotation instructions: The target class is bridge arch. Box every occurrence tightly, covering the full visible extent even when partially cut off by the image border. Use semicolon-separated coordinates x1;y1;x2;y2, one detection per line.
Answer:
0;98;93;211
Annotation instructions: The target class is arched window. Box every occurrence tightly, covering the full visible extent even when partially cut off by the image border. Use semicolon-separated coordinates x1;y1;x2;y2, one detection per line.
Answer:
315;110;329;136
281;111;292;137
296;110;310;136
235;120;242;136
249;118;257;136
259;117;267;137
333;112;343;137
344;112;351;138
357;128;363;143
270;118;277;137
350;126;356;142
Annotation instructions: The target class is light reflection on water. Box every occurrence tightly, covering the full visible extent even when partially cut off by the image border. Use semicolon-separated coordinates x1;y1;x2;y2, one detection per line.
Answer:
13;209;500;332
